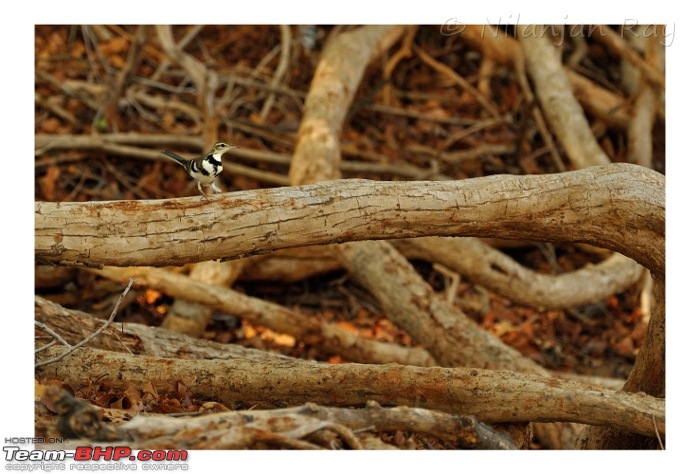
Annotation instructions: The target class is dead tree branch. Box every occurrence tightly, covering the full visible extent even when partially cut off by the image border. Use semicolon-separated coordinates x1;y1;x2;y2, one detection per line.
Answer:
289;25;404;185
35;345;665;439
119;402;517;450
393;238;644;309
35;163;665;277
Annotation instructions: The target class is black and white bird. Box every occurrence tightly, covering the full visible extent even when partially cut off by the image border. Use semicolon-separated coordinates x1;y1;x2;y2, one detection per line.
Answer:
161;142;236;196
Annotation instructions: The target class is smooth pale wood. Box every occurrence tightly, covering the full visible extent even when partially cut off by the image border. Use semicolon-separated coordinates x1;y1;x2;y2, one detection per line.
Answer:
394;238;644;309
161;260;245;336
35;295;284;362
36;345;665;439
518;25;611;168
35;163;664;276
289;25;404;186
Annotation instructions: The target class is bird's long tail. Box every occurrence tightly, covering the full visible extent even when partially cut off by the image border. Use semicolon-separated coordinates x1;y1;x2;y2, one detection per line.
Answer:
161;149;188;168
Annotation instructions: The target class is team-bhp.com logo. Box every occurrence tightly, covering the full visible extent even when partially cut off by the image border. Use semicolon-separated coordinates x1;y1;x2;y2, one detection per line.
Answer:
4;445;188;470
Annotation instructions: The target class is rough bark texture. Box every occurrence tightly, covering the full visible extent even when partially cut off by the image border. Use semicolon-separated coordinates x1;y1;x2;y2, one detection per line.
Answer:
35;23;666;450
576;278;666;449
35;296;287;362
35;346;664;439
35;163;664;277
113;403;518;450
394;238;643;309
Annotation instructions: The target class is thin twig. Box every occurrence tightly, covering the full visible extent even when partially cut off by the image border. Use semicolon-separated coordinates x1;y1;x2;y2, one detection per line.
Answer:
34;92;78;124
591;25;665;90
103;25;148;132
151;25;205;82
432;263;461;306
35;279;135;369
35;70;101;111
652;415;665;450
413;45;503;120
35;322;71;350
382;26;419;103
260;25;292;121
367;103;478;127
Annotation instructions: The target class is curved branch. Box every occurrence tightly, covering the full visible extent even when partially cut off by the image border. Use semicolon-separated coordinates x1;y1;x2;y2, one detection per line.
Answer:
394;238;644;309
35;163;665;276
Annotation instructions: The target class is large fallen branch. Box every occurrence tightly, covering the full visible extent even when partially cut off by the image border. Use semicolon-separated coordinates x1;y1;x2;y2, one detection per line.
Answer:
36;295;623;390
35;295;286;362
35;163;664;277
338;239;542;372
35;345;664;439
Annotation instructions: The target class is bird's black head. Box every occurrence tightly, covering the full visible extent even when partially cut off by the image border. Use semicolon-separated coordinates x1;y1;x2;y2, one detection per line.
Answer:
212;142;236;152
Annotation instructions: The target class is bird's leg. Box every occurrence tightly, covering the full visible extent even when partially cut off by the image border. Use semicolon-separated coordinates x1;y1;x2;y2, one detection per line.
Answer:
197;182;211;201
210;181;222;194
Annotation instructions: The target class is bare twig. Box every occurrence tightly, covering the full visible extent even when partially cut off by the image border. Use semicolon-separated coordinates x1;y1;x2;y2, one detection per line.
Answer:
382;26;419;103
35;70;101;111
35;279;135;368
432;263;460;306
151;25;204;82
35;321;71;350
652;415;665;450
367;103;478;127
35;133;449;182
260;25;292;121
90;266;435;367
103;25;148;131
155;24;219;146
590;25;665;90
34;92;78;124
413;45;502;120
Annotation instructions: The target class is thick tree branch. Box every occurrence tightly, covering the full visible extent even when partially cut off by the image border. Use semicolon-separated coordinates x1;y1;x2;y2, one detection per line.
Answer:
35;163;665;277
35;346;664;439
338;240;543;372
35;295;625;390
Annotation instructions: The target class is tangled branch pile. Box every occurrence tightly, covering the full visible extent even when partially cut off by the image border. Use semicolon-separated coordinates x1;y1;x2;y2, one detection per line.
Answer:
35;25;665;450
